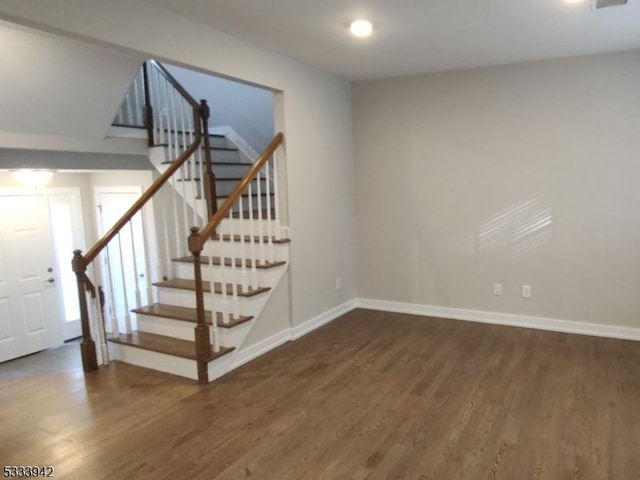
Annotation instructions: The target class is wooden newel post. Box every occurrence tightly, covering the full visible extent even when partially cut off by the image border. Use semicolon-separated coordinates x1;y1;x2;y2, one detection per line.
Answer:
72;250;98;372
200;99;218;220
189;227;211;384
142;62;155;147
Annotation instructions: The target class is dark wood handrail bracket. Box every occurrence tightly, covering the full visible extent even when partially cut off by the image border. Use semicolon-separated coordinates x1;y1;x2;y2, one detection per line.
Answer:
195;132;284;250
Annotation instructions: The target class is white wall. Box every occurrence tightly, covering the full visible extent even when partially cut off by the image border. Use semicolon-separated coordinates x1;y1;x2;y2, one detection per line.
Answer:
354;50;640;328
0;0;356;337
166;65;274;154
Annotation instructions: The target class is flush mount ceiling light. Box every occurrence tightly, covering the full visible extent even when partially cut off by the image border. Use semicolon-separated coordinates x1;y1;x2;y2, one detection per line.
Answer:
11;169;55;189
350;19;373;38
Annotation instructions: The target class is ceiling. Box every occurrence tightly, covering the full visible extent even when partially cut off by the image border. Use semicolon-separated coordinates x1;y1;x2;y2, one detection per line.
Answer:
143;0;640;80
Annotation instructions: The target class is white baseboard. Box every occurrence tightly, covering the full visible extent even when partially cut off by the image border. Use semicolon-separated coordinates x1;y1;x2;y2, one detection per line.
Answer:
230;299;358;370
230;329;292;370
356;298;640;342
291;299;358;340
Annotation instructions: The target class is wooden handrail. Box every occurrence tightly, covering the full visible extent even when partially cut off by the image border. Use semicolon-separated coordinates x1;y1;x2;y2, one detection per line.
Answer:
193;132;284;250
149;60;200;108
81;108;202;267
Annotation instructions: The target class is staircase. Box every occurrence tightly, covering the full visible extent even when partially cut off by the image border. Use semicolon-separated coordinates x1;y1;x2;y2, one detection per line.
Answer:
73;60;288;383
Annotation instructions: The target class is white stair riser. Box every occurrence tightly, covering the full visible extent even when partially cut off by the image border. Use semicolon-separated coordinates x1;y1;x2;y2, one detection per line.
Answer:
174;262;285;285
218;218;281;236
216;195;274;212
216;178;269;197
213;163;250;178
112;343;198;380
156;286;271;318
209;136;229;149
136;314;255;349
211;149;241;163
203;241;290;262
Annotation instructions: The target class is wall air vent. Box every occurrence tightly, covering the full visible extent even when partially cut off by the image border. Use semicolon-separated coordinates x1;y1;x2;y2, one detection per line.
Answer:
593;0;627;9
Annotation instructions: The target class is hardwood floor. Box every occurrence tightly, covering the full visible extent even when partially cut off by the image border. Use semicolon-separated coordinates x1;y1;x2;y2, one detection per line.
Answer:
2;309;640;479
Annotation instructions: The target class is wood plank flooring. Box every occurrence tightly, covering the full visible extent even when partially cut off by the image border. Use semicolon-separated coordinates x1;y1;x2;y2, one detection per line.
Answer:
1;308;640;479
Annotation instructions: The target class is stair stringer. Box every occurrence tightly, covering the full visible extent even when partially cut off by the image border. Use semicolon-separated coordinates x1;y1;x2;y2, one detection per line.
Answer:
206;259;289;382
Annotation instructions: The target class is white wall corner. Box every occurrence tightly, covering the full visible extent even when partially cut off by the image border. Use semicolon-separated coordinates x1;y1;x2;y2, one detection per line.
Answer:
355;298;640;342
230;298;357;370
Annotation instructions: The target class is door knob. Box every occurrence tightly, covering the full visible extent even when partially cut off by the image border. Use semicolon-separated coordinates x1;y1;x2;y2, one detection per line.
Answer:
45;278;55;284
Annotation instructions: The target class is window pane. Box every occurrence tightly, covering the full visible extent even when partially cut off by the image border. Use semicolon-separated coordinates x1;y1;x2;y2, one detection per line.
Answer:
50;203;80;323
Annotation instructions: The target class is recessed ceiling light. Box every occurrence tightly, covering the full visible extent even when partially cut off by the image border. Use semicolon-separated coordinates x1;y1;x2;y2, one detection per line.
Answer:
565;0;586;3
350;20;373;38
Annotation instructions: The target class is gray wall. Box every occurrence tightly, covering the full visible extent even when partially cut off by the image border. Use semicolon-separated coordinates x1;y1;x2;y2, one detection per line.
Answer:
354;49;640;328
166;65;274;153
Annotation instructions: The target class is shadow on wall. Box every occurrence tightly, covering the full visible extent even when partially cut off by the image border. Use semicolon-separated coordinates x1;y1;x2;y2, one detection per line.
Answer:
165;64;275;154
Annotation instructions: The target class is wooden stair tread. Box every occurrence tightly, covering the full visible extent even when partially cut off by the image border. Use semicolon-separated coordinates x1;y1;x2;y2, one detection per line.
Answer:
212;233;290;244
153;278;270;297
132;303;253;328
109;331;234;361
173;256;286;269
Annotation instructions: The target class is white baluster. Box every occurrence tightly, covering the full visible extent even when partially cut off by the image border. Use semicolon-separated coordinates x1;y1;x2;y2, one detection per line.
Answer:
179;98;188;158
273;149;281;233
140;205;155;303
161;79;174;159
208;238;220;353
265;157;274;262
170;177;183;256
229;206;239;319
128;221;142;309
117;232;132;334
125;92;134;125
170;87;180;159
248;182;258;289
256;169;266;264
160;186;173;280
239;197;248;292
132;76;142;126
91;290;109;365
103;247;119;337
179;161;190;239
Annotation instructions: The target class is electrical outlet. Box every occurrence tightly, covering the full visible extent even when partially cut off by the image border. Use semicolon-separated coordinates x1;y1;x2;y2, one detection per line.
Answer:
335;277;342;291
493;283;502;296
522;284;531;299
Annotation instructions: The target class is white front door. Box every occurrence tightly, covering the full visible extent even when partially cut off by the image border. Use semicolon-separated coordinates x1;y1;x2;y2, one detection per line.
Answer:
0;194;63;363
